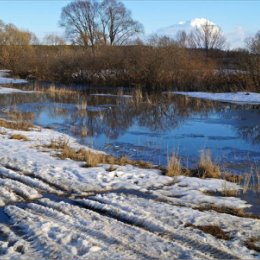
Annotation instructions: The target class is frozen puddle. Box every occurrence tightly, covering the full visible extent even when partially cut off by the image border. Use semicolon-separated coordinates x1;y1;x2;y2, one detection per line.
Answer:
0;125;259;259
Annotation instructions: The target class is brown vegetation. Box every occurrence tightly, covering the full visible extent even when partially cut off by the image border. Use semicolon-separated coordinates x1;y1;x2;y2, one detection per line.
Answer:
9;133;29;141
44;137;153;168
45;85;77;96
194;204;260;219
198;150;221;178
245;237;260;252
5;110;35;122
0;42;259;91
243;167;260;194
0;119;33;131
185;224;230;240
166;154;181;177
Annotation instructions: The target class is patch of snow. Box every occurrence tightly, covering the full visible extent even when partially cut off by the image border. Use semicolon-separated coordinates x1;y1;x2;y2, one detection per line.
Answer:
90;93;132;98
0;124;259;259
0;87;33;94
166;91;260;104
0;70;28;85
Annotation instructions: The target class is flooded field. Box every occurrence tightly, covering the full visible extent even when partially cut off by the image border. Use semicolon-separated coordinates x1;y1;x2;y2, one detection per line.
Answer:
1;84;260;173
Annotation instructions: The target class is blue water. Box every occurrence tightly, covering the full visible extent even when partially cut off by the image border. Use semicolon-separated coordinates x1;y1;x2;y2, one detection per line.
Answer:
1;89;260;173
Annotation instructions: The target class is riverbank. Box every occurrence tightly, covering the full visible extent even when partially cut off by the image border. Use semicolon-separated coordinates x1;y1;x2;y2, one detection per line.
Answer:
170;91;260;104
0;117;259;259
0;79;260;258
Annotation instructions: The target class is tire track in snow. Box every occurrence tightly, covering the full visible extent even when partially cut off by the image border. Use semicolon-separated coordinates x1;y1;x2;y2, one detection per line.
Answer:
0;164;69;193
34;198;185;259
0;165;63;195
6;203;159;260
77;197;239;259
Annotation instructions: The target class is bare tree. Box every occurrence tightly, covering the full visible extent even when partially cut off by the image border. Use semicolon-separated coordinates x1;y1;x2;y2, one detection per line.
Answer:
148;34;176;47
175;30;191;48
189;21;226;51
0;22;35;45
43;33;65;45
99;0;143;45
60;0;143;48
246;31;260;54
60;0;99;48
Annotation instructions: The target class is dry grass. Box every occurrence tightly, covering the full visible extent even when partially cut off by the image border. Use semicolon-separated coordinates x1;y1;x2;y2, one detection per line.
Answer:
0;119;33;131
46;85;77;96
44;137;70;150
185;224;230;240
198;150;221;178
223;172;243;183
166;154;181;177
80;127;88;137
245;237;260;252
243;166;260;194
107;165;118;172
6;110;35;122
220;180;240;197
133;88;143;103
44;138;153;168
9;134;29;141
76;100;88;110
195;204;260;219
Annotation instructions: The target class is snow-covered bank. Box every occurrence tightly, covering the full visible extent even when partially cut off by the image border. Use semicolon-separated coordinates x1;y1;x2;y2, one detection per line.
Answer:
167;91;260;104
0;69;28;85
0;86;33;94
0;123;259;259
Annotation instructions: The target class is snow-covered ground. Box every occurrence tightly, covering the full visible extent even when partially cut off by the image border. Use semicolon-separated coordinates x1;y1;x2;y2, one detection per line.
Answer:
0;124;259;259
0;70;28;85
0;83;259;259
0;86;33;94
167;91;260;104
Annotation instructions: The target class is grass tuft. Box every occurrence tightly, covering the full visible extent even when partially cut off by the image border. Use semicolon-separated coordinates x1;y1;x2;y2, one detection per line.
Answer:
46;85;76;96
6;110;35;122
166;154;181;177
0;119;33;131
44;138;154;168
9;134;29;141
198;150;221;178
245;237;260;252
185;224;230;240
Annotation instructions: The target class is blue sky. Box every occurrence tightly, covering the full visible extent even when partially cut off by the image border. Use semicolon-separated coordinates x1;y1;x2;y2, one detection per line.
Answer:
0;0;259;47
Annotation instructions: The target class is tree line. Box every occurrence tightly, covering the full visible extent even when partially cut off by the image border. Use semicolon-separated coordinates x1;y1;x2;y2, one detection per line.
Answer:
0;0;259;91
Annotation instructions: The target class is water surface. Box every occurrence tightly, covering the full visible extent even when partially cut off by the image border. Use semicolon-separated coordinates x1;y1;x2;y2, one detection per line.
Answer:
1;86;260;173
1;84;260;214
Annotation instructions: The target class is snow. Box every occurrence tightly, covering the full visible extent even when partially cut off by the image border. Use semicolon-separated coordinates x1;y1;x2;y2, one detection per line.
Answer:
0;82;259;259
0;86;33;94
167;91;260;104
90;93;132;98
0;69;28;85
0;124;259;259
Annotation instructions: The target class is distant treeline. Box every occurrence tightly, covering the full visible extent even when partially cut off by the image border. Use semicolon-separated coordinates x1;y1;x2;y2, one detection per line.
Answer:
0;44;259;92
0;0;259;92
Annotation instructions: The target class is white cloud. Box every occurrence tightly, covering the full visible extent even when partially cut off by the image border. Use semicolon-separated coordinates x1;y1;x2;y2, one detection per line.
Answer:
225;26;249;49
155;17;250;49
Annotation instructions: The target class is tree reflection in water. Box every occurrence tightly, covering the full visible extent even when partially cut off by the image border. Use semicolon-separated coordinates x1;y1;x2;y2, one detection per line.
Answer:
0;87;259;172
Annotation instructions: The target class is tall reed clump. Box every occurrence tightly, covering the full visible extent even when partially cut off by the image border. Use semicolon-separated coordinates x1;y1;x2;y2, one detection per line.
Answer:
0;119;33;131
46;85;76;96
198;150;221;178
166;154;181;177
243;166;260;194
